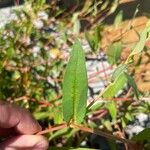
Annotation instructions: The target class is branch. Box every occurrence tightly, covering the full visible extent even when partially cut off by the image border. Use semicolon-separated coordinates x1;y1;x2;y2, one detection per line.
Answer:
70;124;136;145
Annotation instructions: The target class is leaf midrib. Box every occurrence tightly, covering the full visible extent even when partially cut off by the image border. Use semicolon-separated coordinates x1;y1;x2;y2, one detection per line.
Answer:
72;48;79;123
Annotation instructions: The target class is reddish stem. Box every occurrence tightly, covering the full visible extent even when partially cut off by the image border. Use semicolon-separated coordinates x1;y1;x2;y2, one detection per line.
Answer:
37;124;67;135
89;65;113;79
70;124;136;145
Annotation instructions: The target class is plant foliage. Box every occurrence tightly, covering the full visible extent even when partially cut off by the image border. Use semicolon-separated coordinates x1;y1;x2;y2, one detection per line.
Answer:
0;0;150;149
62;40;88;124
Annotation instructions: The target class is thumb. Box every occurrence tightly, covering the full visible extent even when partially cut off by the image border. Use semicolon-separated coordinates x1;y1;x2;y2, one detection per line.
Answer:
0;135;49;150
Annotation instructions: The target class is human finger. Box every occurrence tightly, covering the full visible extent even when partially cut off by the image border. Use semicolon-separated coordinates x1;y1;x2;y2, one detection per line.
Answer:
0;135;49;150
0;101;41;134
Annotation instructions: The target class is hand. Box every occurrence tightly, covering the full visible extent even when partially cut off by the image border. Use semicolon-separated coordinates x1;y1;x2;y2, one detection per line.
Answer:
0;101;48;150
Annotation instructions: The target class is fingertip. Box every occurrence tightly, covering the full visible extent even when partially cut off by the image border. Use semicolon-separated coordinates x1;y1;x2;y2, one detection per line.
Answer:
16;108;42;134
34;135;49;150
0;101;42;134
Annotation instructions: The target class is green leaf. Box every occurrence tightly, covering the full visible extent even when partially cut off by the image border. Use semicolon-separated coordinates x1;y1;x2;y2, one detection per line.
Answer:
107;42;122;65
130;28;147;56
132;128;150;142
72;13;80;35
102;119;112;131
125;112;133;121
7;47;15;58
126;23;150;63
54;107;63;124
49;128;69;140
34;112;51;120
111;64;127;81
106;101;117;120
121;117;128;128
11;71;21;81
93;25;101;48
125;72;139;99
62;40;88;124
85;32;95;51
114;10;123;28
86;101;104;115
85;25;102;52
101;73;127;99
88;101;103;111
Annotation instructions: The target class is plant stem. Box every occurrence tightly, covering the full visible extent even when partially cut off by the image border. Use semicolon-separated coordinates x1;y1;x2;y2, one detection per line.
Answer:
70;124;136;145
37;124;67;135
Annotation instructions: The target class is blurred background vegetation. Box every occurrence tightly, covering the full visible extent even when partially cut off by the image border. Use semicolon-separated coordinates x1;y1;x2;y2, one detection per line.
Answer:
0;0;150;149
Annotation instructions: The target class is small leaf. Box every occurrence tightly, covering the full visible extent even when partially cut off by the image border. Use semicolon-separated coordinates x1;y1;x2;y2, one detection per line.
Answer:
125;112;133;121
85;25;102;52
102;119;112;131
89;101;103;111
111;64;127;81
93;25;102;48
114;10;123;28
101;73;127;99
54;107;63;124
34;112;51;120
106;101;117;120
107;41;122;65
125;72;139;99
7;47;15;58
11;71;21;81
62;40;88;124
72;13;80;35
49;128;69;141
130;28;147;56
85;32;95;51
87;101;104;115
127;23;150;63
132;128;150;142
121;117;128;128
